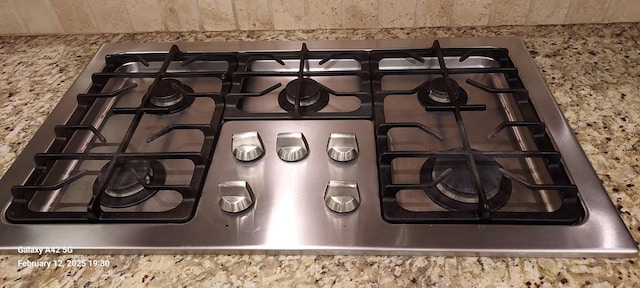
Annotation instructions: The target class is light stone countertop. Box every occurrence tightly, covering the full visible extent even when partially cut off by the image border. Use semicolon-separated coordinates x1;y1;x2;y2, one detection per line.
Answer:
0;23;638;287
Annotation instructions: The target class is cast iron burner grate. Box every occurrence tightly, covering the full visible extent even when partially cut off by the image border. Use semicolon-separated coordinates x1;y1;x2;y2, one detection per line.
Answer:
224;43;372;120
6;45;236;223
372;40;584;224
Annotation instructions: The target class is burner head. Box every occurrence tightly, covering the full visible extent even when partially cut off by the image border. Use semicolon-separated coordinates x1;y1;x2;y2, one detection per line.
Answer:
278;78;329;113
418;77;468;106
94;159;166;208
148;79;195;114
420;153;511;211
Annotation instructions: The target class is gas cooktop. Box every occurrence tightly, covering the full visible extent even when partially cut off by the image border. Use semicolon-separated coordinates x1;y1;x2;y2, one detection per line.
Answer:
0;38;636;257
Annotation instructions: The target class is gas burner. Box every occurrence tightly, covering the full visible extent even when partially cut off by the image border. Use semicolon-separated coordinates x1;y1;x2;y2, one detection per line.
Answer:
278;78;329;113
93;159;166;208
418;77;468;106
420;151;511;211
148;79;195;114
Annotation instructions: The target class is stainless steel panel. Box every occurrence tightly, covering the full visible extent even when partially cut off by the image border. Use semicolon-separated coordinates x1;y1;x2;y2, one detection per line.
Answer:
0;38;635;257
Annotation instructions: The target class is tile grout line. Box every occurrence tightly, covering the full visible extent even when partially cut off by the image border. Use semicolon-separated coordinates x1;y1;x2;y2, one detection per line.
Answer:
157;0;170;32
231;0;240;31
524;0;536;25
84;0;101;33
267;0;275;30
9;0;30;34
118;0;137;33
195;0;204;31
564;0;574;24
340;0;345;29
602;0;616;23
411;0;418;28
488;0;496;25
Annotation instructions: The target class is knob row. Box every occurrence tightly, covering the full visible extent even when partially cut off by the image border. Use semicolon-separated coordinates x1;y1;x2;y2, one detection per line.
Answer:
217;180;360;214
231;131;359;163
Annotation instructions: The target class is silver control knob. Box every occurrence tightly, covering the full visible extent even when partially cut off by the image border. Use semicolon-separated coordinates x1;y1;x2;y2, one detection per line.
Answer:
232;131;264;162
276;132;309;162
324;180;360;213
327;133;359;162
217;181;255;213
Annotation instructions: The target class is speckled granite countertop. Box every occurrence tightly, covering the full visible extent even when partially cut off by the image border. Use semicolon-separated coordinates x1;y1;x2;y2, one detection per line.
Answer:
0;23;638;287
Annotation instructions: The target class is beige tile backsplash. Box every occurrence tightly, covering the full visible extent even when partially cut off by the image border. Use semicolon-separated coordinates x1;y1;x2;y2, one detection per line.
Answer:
416;0;453;27
344;0;379;28
158;0;201;31
526;0;571;25
308;0;342;29
14;0;64;34
51;0;99;34
490;0;530;25
272;0;306;30
235;0;273;30
606;0;640;22
452;0;492;26
566;0;611;23
2;0;639;34
87;0;134;33
379;0;417;28
125;0;165;32
0;1;28;35
199;0;237;31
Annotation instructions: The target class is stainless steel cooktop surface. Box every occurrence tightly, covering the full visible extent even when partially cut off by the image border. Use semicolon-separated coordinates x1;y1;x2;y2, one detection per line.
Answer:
0;38;636;257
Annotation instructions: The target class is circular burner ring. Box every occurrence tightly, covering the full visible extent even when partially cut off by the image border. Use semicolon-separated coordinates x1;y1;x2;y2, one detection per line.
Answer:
94;159;166;208
148;79;195;114
419;152;511;211
278;78;329;113
418;77;468;107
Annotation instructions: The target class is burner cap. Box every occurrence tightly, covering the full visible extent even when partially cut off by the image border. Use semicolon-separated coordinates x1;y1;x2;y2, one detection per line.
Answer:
420;152;511;211
418;77;468;107
94;159;166;208
278;78;329;113
148;79;195;114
